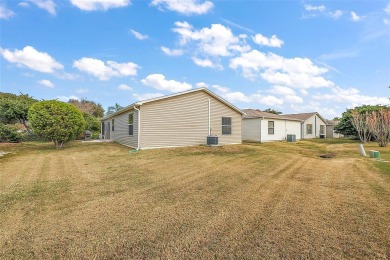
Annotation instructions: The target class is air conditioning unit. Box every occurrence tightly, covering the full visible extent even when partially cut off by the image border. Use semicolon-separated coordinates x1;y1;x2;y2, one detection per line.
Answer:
207;135;218;145
286;134;296;142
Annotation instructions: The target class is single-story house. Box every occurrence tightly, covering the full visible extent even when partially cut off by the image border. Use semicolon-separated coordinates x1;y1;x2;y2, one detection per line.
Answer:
242;109;303;142
101;88;243;149
325;120;344;138
282;112;327;139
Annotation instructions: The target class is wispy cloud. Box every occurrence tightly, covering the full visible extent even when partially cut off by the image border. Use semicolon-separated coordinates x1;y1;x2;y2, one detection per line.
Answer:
221;18;255;34
350;11;364;22
0;4;15;19
130;29;148;40
319;49;359;61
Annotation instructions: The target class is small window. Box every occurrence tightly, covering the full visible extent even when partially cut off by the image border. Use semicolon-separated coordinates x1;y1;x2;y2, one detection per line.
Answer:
112;119;115;131
268;121;274;135
128;113;134;136
306;124;312;135
222;117;232;135
320;125;325;135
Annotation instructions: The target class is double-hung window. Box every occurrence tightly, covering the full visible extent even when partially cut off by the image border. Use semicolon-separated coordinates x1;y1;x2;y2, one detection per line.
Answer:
112;119;115;131
222;117;232;135
306;124;312;135
320;125;325;135
268;121;274;135
128;113;134;136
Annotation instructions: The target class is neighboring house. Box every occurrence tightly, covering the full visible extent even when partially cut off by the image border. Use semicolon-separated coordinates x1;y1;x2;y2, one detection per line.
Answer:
325;120;344;138
242;109;303;142
283;112;327;139
101;88;243;149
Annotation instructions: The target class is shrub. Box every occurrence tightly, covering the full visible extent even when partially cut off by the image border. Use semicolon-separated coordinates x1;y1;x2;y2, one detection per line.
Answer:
0;123;23;143
83;112;101;132
28;100;85;148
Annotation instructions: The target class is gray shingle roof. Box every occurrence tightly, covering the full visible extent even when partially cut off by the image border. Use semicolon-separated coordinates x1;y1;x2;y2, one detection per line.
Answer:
243;109;304;121
282;112;327;123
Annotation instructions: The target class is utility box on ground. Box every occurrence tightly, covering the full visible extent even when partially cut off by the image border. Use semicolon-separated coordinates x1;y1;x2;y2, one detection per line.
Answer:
207;135;218;145
286;134;296;142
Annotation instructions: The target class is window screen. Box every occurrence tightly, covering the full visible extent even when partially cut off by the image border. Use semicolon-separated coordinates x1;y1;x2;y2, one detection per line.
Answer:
222;117;232;135
128;113;134;136
268;121;274;135
307;124;312;134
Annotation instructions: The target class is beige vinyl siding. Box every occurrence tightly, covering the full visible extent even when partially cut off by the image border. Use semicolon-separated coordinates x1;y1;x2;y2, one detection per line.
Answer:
139;91;241;149
209;95;241;145
242;118;261;141
103;109;138;147
303;115;316;139
302;114;326;139
326;125;334;138
326;125;344;138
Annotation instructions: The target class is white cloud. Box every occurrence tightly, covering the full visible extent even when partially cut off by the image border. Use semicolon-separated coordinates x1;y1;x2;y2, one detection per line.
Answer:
132;92;164;101
0;46;63;73
151;0;213;15
130;29;148;40
172;21;250;57
118;84;132;91
230;50;333;89
73;58;140;80
196;82;208;88
70;0;130;11
252;33;284;48
18;2;30;7
161;46;184;56
0;4;15;19
76;88;88;94
27;0;56;15
211;84;230;93
57;95;80;102
303;4;344;20
350;11;363;22
313;86;390;107
267;86;303;104
38;79;54;88
141;74;192;92
268;85;295;96
192;57;222;69
385;3;390;14
304;4;326;12
211;84;284;106
329;10;343;19
284;95;303;104
384;18;390;25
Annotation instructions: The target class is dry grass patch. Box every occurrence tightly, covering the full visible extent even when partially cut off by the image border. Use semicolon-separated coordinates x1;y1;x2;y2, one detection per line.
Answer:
0;140;389;259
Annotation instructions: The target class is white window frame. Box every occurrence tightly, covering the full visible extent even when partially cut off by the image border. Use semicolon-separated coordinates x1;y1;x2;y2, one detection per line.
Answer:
306;124;312;135
222;117;232;135
268;121;275;135
128;113;134;136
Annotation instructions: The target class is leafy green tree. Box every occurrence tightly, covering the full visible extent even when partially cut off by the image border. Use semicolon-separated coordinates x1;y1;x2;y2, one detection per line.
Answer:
106;103;123;116
28;100;85;149
0;123;22;143
334;105;386;139
68;98;104;118
83;112;101;132
0;92;37;130
263;108;282;114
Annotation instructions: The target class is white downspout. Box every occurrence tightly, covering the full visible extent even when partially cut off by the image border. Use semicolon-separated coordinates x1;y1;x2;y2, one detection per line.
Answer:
133;106;141;150
208;99;211;135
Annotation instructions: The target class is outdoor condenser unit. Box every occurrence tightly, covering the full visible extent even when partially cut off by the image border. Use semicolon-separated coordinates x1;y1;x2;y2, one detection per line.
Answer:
207;135;218;145
286;134;296;142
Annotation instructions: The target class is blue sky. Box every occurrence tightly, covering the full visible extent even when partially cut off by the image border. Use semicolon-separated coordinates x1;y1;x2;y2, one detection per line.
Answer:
1;0;389;119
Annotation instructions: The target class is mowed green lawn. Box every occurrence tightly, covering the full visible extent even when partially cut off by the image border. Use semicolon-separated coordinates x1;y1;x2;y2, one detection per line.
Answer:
0;139;389;259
